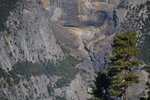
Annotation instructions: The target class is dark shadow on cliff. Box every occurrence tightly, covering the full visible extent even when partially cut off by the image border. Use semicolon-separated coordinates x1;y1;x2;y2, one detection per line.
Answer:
0;0;18;31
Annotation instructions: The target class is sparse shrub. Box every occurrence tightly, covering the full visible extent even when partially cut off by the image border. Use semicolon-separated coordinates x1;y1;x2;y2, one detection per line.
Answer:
0;68;9;79
47;85;54;95
0;49;80;90
55;96;66;100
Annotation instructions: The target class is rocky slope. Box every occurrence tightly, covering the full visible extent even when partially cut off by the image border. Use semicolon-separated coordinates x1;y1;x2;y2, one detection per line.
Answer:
0;0;149;100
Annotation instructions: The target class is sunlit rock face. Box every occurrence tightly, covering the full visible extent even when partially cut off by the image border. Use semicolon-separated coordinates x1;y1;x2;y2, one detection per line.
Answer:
0;0;149;100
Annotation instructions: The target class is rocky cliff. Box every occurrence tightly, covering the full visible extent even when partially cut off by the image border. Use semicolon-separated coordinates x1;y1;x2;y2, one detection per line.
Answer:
0;0;149;100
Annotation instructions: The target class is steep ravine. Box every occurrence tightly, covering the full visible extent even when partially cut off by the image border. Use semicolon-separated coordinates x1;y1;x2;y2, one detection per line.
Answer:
0;0;149;100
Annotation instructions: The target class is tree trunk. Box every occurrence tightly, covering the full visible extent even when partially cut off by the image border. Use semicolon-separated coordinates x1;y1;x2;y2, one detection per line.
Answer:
125;86;128;100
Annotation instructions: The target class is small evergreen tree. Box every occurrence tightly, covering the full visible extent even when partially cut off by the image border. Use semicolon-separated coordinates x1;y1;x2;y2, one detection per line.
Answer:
90;71;111;100
108;31;140;100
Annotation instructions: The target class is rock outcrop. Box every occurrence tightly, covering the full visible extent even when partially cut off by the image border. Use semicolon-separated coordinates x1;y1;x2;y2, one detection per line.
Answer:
0;0;149;100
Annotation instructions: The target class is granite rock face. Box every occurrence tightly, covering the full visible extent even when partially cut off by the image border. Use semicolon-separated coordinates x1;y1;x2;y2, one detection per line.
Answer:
0;0;149;100
0;0;64;70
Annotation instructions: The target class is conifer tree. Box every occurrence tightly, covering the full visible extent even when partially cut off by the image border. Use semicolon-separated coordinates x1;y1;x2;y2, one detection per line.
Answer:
108;30;140;100
90;31;140;100
90;71;111;100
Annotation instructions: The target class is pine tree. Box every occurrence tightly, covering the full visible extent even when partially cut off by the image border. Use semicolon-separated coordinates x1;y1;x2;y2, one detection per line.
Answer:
90;31;140;100
108;30;140;100
90;71;111;100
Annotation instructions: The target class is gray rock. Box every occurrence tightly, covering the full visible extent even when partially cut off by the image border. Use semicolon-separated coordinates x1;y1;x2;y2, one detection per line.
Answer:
0;0;149;100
